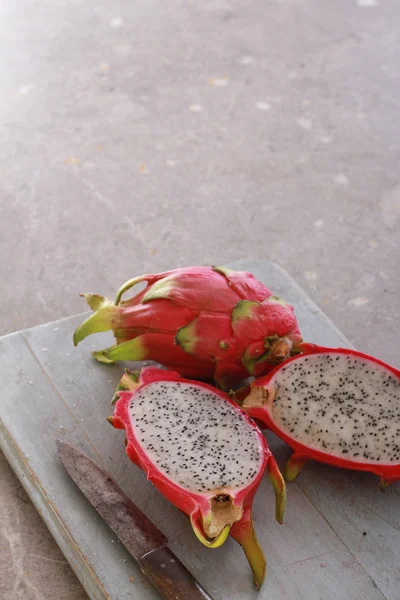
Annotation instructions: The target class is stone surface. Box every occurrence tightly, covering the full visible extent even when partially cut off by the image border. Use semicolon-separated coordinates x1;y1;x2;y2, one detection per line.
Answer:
0;451;88;600
0;0;399;598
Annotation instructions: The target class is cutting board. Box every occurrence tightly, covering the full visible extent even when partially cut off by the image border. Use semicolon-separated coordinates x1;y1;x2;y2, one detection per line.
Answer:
1;260;399;600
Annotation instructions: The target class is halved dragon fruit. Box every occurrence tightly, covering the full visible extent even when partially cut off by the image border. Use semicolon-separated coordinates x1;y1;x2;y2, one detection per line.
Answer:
108;367;286;589
242;344;400;488
73;266;302;389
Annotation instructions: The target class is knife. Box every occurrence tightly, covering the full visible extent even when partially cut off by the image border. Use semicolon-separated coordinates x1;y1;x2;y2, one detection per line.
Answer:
56;440;214;600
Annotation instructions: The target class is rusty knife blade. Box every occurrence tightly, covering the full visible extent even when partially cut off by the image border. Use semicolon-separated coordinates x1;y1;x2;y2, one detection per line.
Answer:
57;439;167;557
56;440;214;600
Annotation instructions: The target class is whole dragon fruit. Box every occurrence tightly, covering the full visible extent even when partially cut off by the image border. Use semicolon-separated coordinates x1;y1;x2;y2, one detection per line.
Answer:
108;367;286;589
73;266;302;389
242;344;400;488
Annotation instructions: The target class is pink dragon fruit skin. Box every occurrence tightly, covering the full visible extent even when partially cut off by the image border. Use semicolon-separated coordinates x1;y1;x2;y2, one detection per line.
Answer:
73;266;302;389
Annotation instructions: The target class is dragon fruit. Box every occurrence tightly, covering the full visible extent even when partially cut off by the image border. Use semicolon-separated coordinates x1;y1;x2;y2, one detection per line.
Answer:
73;266;302;390
108;367;286;589
242;344;400;488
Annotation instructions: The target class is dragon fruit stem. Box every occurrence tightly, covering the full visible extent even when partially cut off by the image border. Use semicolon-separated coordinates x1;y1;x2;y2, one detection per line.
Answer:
80;293;110;311
92;337;148;364
115;275;148;305
190;515;231;548
378;479;389;493
73;304;119;346
267;455;286;524
284;453;308;482
111;370;140;405
230;508;266;590
119;370;141;390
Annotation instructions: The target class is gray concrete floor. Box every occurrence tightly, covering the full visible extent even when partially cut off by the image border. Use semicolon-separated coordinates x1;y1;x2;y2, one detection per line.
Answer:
0;0;399;598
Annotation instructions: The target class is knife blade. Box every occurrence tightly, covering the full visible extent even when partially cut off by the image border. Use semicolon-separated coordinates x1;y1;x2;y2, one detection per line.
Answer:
56;440;214;600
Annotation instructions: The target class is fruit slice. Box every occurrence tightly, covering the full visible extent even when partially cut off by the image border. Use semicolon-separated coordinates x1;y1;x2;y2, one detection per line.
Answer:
109;367;286;588
242;344;400;488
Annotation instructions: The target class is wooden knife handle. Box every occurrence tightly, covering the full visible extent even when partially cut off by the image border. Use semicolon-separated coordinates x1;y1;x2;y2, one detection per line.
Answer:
139;546;214;600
